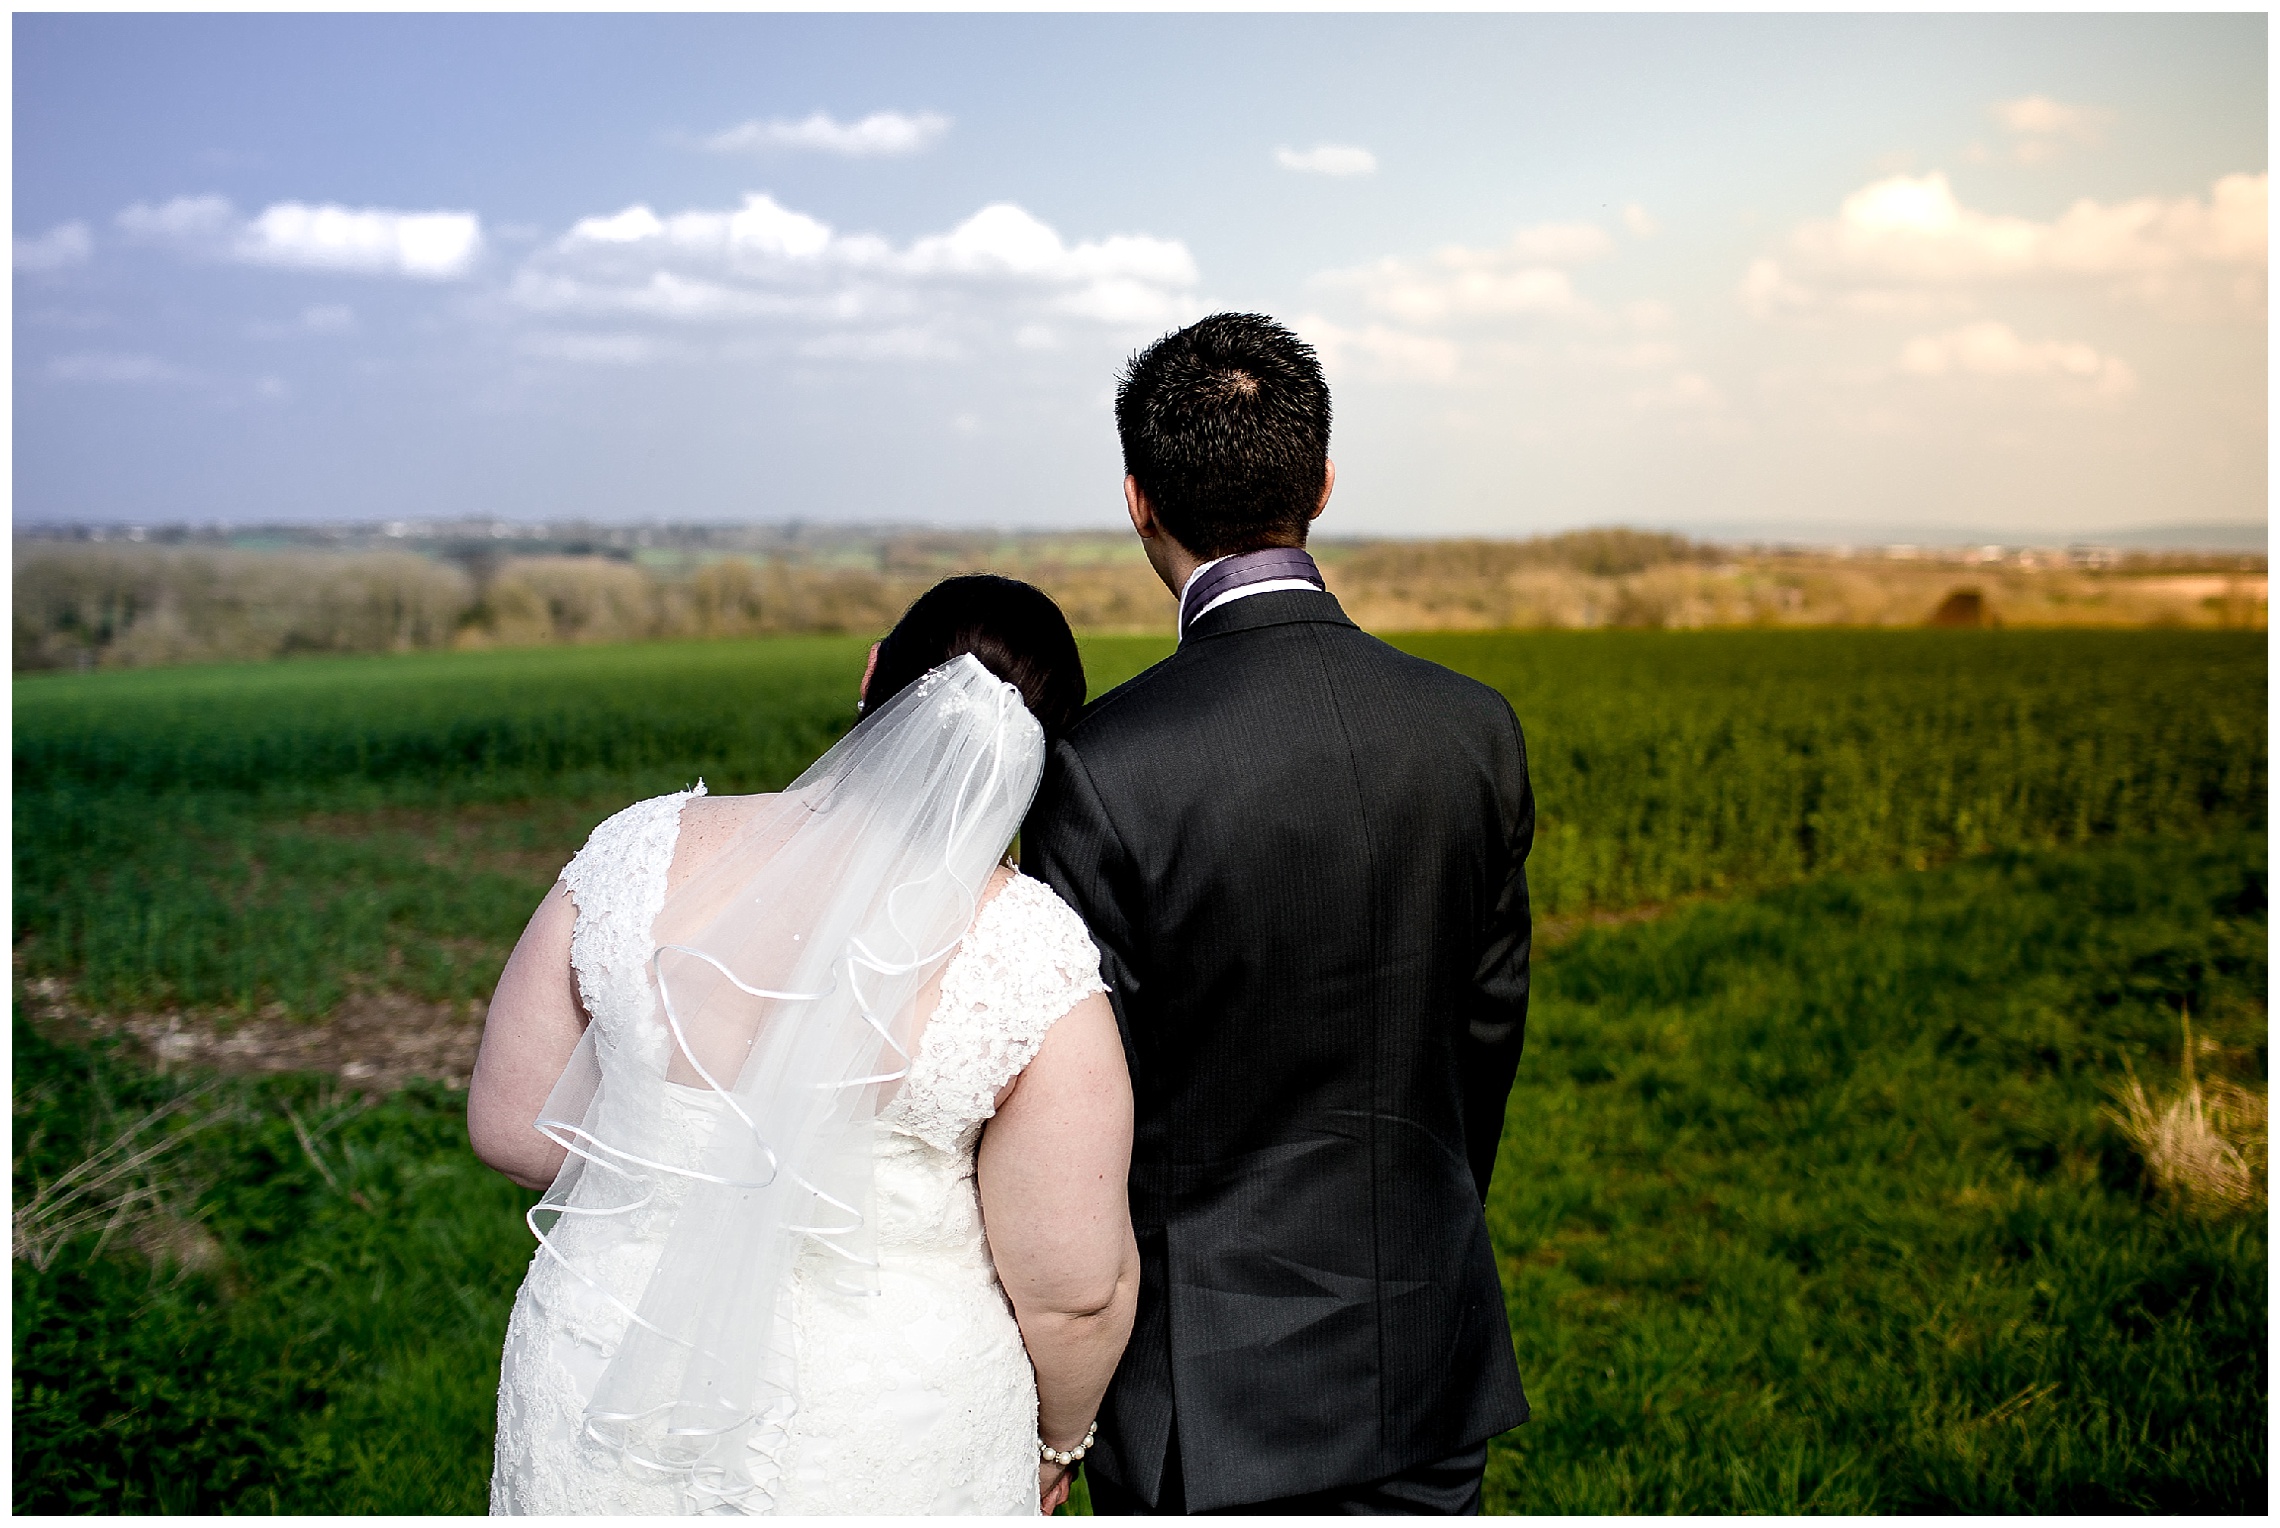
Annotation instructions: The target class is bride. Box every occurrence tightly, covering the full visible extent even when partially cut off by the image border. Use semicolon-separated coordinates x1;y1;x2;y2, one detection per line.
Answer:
467;576;1138;1516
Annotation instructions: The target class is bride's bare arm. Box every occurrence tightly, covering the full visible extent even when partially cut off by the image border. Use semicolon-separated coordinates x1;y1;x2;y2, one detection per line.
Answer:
468;885;586;1190
975;992;1139;1511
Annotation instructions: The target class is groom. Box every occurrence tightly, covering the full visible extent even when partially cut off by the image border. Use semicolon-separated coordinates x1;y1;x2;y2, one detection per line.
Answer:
1024;313;1534;1514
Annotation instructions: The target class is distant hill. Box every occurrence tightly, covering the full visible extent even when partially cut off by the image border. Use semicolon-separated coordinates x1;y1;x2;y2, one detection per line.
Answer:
1674;519;2267;554
14;524;2265;671
2090;523;2267;552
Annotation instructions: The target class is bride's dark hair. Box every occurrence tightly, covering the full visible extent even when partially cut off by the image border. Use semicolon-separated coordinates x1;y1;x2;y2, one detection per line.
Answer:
863;574;1087;740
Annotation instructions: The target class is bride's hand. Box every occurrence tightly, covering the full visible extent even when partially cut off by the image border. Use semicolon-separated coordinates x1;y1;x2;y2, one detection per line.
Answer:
1039;1460;1073;1516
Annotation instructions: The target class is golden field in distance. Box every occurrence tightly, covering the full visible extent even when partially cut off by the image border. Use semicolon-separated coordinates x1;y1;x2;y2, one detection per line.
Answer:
13;526;2266;672
1319;533;2268;634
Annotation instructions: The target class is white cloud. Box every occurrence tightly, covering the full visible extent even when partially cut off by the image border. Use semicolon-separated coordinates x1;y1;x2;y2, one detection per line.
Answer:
1275;144;1377;177
118;195;484;279
1896;321;2136;399
237;203;482;278
1748;170;2267;318
1314;222;1610;326
509;269;843;324
1291;218;1650;388
117;195;236;243
1992;95;2112;164
1486;224;1613;265
564;194;834;261
702;110;950;157
15;221;93;272
905;203;1086;276
48;351;193;385
1291;314;1462;383
511;192;1200;358
1623;204;1660;238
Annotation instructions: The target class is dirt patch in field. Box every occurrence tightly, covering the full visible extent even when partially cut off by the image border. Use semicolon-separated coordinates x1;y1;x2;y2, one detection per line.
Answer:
21;896;1667;1094
20;976;486;1095
1538;903;1671;948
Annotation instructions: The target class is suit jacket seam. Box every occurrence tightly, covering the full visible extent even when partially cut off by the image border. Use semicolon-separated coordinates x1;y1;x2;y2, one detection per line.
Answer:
1069;654;1180;731
1298;619;1392;1460
1055;741;1139;910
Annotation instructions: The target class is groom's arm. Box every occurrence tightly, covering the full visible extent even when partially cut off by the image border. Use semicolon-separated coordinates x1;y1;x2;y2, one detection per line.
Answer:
1461;706;1534;1203
1022;740;1143;1060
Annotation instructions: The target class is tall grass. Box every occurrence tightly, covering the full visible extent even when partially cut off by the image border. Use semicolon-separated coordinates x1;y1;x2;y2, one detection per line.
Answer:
14;630;2262;1018
2109;1014;2268;1218
14;637;868;799
1400;628;2266;911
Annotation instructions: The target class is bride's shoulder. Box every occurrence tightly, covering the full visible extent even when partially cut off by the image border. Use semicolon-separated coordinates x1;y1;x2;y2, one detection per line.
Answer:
664;790;786;889
674;789;771;836
559;785;709;900
975;869;1099;955
574;783;708;850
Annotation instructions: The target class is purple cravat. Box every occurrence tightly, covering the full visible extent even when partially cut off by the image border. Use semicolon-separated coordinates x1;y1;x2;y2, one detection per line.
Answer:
1179;548;1326;640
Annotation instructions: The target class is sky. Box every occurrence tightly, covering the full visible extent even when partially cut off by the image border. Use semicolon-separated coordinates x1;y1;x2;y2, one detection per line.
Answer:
12;13;2269;543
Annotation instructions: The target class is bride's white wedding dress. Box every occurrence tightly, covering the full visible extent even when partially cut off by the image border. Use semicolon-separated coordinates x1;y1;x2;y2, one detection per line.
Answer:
490;786;1107;1515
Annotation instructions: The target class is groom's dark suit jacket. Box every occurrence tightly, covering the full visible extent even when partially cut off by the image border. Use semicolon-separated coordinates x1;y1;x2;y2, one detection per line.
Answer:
1023;587;1534;1513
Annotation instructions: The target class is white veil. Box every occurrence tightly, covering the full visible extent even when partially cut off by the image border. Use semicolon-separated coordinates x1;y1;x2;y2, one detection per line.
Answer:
527;653;1046;1512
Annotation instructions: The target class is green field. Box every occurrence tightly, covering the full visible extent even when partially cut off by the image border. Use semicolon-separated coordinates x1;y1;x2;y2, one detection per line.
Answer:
12;629;2268;1512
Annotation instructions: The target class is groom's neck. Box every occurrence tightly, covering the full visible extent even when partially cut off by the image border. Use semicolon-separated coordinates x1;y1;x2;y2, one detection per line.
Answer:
1142;533;1206;599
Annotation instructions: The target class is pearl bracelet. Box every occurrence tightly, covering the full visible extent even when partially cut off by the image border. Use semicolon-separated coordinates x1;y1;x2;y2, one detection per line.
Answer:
1040;1420;1098;1468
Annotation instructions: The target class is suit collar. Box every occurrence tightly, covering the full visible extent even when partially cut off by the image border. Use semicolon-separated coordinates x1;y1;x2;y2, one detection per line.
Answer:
1181;586;1357;643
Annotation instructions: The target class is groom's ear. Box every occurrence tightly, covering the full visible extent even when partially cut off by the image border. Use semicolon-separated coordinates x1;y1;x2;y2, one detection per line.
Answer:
1311;458;1336;522
1123;474;1158;540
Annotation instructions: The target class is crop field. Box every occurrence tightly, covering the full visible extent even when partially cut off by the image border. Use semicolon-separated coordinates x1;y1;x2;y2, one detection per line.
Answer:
12;628;2268;1512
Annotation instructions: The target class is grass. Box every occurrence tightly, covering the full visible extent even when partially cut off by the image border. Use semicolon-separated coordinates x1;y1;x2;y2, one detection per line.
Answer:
10;627;2268;1512
13;630;2263;1017
13;835;2263;1512
12;1043;530;1513
1483;832;2266;1512
1403;628;2266;912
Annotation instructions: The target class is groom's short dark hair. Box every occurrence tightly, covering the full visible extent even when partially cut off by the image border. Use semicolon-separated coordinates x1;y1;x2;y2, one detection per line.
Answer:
1115;313;1330;559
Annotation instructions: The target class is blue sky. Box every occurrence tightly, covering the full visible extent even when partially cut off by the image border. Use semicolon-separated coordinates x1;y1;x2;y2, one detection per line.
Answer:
13;13;2267;541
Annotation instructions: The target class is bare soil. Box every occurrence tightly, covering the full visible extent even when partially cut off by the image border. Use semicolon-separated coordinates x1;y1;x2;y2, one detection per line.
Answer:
16;888;1665;1095
1538;903;1671;947
21;975;486;1095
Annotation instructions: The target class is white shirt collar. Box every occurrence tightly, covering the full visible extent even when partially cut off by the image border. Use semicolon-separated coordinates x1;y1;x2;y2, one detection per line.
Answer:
1175;557;1229;634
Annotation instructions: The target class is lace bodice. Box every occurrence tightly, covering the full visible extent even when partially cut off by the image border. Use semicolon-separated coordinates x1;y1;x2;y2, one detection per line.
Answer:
494;790;1108;1516
559;784;706;1068
880;873;1111;1152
